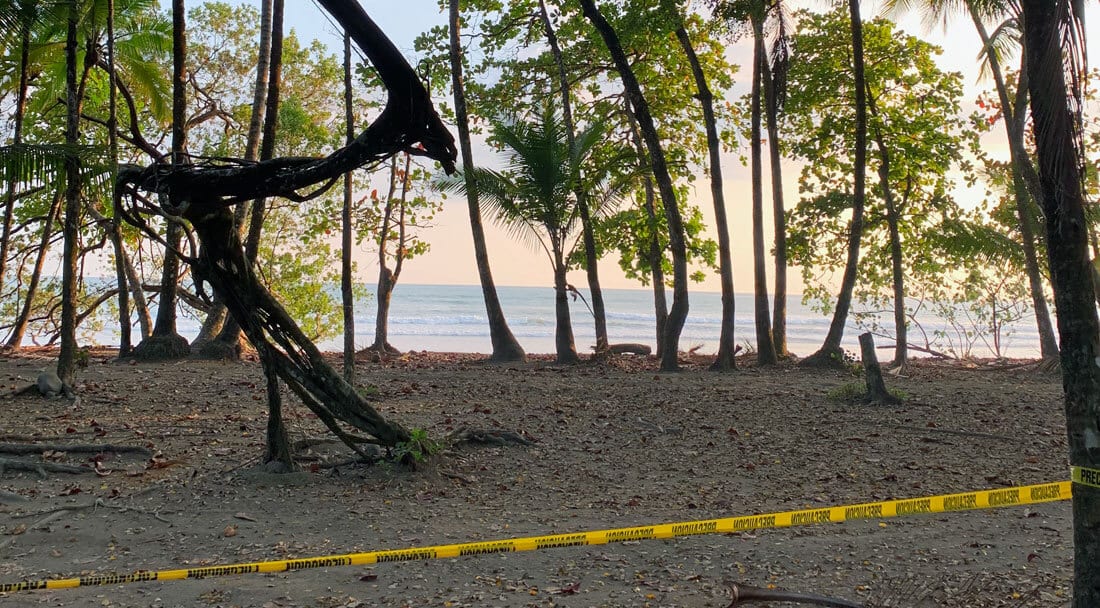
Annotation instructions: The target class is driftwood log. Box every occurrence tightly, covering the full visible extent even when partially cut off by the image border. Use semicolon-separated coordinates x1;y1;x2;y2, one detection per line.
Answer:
607;343;652;356
116;1;457;463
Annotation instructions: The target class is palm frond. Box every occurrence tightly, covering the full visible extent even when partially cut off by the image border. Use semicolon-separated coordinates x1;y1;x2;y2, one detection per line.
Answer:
977;17;1022;80
0;143;114;200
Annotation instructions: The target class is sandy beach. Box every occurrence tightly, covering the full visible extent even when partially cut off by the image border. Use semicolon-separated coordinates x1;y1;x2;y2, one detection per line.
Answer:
0;349;1071;607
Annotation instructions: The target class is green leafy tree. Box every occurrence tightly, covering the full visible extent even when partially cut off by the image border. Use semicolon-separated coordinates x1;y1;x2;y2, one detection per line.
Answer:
884;0;1059;360
363;154;443;354
784;9;969;367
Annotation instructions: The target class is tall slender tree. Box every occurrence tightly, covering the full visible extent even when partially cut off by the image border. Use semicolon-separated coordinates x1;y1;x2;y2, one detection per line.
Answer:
134;0;190;359
669;4;737;370
447;0;526;362
800;0;868;368
1019;1;1099;604
761;0;791;358
341;31;356;381
537;0;610;354
749;3;778;365
57;0;82;386
579;0;690;371
200;0;273;359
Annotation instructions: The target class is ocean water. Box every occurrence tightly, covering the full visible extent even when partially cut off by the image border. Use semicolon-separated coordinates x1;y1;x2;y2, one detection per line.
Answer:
160;283;1042;359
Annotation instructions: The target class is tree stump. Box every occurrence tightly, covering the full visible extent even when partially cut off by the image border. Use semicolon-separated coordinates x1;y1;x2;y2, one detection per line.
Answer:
859;332;900;405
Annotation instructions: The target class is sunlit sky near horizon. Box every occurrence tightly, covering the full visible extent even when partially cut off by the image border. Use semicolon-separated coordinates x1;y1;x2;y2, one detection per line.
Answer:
169;1;1100;294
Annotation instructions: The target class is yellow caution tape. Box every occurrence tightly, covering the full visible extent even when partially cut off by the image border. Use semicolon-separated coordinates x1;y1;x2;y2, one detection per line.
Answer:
0;480;1071;594
1071;466;1100;489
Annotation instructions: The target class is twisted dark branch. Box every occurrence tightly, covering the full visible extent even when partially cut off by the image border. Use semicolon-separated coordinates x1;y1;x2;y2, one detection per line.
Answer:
123;2;455;211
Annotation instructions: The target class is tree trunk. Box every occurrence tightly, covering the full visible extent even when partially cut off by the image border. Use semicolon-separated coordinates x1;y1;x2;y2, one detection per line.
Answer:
341;31;357;381
5;193;62;349
553;254;580;364
580;0;689;372
203;0;273;359
448;0;525;362
538;0;609;354
970;10;1059;360
672;20;736;371
750;21;777;366
57;2;82;386
136;0;190;360
625;103;668;359
106;0;131;357
801;0;868;369
116;0;456;462
371;268;398;354
244;0;284;266
123;246;152;340
859;332;899;405
189;205;411;451
1020;2;1100;605
370;157;400;355
761;35;789;359
867;91;907;368
0;18;31;295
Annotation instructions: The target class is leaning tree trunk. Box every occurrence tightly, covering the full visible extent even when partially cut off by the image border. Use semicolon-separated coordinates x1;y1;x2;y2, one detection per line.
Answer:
580;0;689;372
117;0;456;459
6;193;62;349
134;0;190;361
553;252;580;364
972;11;1059;360
867;91;907;368
672;20;736;371
801;0;868;370
0;17;32;294
538;0;609;354
57;2;82;386
750;20;777;366
448;0;526;362
1020;1;1100;605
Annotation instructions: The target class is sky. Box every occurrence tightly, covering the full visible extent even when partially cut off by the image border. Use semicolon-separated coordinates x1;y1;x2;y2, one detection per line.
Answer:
183;1;1100;293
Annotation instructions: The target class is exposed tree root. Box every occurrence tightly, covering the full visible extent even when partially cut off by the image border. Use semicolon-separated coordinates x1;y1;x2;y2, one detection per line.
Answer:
0;458;91;476
0;443;152;457
130;334;191;361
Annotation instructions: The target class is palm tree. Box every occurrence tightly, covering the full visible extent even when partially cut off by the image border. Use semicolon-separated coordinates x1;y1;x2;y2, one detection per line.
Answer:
447;0;526;362
440;108;620;364
760;0;792;358
748;1;778;365
1018;1;1098;603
